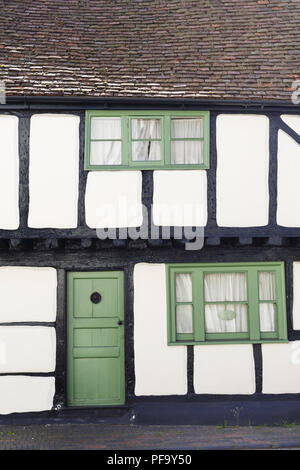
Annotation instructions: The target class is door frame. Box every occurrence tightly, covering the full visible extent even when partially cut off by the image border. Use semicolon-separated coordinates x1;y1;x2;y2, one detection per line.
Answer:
66;270;125;407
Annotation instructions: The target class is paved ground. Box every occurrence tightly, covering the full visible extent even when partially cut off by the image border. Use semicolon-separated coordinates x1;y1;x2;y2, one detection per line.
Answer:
0;424;300;449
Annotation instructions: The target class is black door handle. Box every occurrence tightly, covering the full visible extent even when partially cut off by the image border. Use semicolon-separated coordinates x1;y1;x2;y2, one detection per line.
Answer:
118;320;123;326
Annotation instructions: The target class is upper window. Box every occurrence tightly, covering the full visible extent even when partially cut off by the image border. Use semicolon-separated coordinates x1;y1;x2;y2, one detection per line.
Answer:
167;262;287;345
85;110;210;170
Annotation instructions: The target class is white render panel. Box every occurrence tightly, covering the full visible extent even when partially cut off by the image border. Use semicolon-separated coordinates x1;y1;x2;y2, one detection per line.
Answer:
281;115;300;135
277;130;300;227
28;114;79;228
0;267;57;322
216;114;269;227
134;263;187;396
85;171;143;228
194;344;256;395
0;376;55;415
262;342;300;394
0;115;19;229
293;263;300;330
0;327;56;373
153;170;207;226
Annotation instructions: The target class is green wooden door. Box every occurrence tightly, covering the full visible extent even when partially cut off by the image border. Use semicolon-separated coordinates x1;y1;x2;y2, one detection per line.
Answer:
67;271;125;406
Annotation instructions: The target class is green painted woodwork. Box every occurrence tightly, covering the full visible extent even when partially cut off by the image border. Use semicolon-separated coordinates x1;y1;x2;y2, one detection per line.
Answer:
67;271;125;406
85;110;210;170
166;262;288;346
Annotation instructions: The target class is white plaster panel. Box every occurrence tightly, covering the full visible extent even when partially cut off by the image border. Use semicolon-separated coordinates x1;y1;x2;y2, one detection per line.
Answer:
294;262;300;330
277;130;300;227
281;115;300;135
153;170;207;226
262;342;300;394
134;263;187;396
28;114;79;228
85;171;143;228
0;267;57;323
216;114;269;227
194;344;255;395
0;327;56;373
0;376;55;415
0;115;19;229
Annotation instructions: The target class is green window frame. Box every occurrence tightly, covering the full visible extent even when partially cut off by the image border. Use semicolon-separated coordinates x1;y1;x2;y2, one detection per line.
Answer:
85;110;210;170
167;262;288;346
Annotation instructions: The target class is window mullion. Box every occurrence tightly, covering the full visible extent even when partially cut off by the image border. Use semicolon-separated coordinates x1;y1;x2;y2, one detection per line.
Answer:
164;116;171;166
121;116;129;167
168;269;177;343
193;269;205;342
248;268;261;341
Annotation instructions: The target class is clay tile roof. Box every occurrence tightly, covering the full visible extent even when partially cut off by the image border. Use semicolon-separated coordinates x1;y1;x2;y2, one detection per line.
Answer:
1;0;300;102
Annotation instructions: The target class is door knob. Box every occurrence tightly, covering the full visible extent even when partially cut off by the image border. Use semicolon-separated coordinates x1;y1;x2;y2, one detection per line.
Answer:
90;292;101;304
118;320;123;326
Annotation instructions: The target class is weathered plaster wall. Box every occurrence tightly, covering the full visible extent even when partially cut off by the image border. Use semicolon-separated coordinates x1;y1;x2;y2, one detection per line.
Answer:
277;126;300;227
262;342;300;394
0;267;57;322
194;344;256;395
28;114;79;228
0;116;19;230
293;262;300;330
0;266;57;414
85;171;143;228
216;114;269;227
0;376;55;415
133;263;187;396
153;171;207;227
0;326;56;372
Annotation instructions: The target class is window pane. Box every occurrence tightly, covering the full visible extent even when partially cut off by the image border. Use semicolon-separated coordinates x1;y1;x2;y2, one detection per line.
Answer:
90;141;122;165
171;117;203;138
176;273;192;302
132;141;161;161
204;272;247;302
176;304;193;333
171;141;203;164
205;303;248;333
259;303;276;332
91;117;121;140
132;119;161;139
259;272;276;301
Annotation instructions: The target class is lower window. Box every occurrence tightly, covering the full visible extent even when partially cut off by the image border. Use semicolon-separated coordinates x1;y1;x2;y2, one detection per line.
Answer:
167;262;287;345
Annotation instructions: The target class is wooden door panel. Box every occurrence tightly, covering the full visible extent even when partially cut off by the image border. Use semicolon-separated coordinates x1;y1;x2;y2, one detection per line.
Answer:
67;271;125;406
73;358;121;402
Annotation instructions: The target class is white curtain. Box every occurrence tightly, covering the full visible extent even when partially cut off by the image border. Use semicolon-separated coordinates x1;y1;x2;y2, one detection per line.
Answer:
90;141;122;165
176;305;193;334
132;141;161;161
132;119;161;161
91;117;121;140
171;118;203;138
259;272;276;332
175;273;193;333
204;273;248;333
176;273;192;302
175;270;276;335
171;118;203;164
90;117;122;165
259;272;275;300
132;119;161;139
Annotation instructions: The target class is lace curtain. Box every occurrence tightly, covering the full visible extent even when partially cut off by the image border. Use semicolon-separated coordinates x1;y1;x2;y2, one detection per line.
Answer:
175;271;276;334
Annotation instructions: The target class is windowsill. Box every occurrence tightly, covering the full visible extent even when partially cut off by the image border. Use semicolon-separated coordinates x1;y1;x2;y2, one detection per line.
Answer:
168;339;289;346
84;164;210;171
